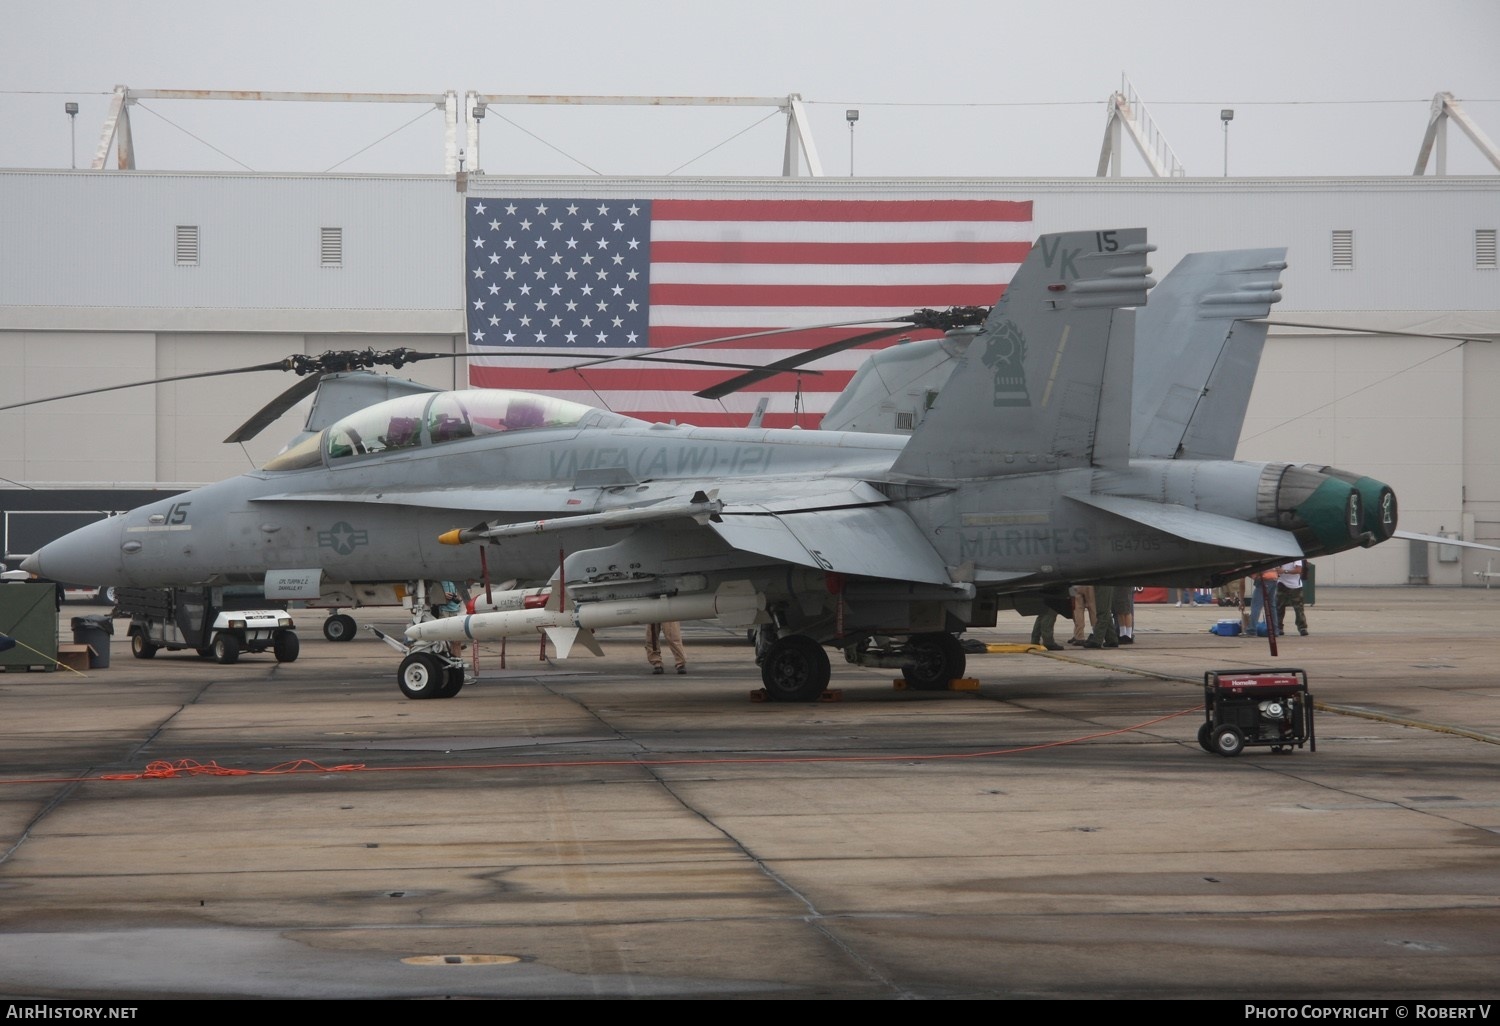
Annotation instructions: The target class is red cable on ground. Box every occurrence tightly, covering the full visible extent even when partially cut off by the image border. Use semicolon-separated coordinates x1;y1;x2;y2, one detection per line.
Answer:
1;707;1200;786
100;758;368;780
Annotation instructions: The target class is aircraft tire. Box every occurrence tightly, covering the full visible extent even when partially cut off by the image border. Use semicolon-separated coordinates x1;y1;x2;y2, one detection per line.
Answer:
273;630;300;663
759;634;830;702
434;665;465;698
1212;725;1245;757
902;632;966;690
398;652;445;699
323;614;357;643
212;633;241;665
130;633;159;660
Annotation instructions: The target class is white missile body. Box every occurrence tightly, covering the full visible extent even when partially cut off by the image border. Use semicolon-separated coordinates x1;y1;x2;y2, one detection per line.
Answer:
404;586;764;647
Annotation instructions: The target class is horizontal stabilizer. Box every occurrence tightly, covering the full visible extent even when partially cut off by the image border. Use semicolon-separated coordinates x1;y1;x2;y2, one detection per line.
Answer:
1070;492;1303;559
1395;530;1500;553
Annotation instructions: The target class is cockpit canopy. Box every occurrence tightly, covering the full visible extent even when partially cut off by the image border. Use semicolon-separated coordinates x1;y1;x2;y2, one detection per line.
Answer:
263;389;630;471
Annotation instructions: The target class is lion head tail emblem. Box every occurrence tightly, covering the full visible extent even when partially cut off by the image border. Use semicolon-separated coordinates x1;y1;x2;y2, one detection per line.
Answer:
980;320;1031;407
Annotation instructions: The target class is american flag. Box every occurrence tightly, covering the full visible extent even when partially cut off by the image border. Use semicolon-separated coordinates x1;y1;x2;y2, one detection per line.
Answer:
464;196;1033;427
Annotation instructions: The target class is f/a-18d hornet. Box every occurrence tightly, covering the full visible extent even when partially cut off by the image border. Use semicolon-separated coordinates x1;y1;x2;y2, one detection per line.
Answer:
24;228;1398;701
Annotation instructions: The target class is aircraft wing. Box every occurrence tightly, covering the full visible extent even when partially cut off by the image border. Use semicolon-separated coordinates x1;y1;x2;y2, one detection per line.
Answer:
683;479;955;585
261;474;956;586
708;503;953;584
409;477;956;587
1068;492;1304;559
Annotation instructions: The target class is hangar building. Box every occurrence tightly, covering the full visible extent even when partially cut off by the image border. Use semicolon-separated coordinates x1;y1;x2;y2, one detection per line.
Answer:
2;101;1497;588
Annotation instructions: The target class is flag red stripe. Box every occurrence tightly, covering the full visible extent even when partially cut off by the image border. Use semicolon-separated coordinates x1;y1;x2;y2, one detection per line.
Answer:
650;240;1031;265
653;198;1034;222
649;283;997;308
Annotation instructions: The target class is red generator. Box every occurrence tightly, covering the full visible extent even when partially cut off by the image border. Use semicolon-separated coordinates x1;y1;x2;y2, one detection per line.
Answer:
1199;668;1315;757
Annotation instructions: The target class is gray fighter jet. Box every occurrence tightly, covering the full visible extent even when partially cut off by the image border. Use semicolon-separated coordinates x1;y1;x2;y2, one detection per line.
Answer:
23;228;1397;702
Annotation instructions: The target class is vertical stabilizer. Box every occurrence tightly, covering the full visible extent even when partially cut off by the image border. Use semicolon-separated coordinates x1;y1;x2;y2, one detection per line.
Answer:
1132;249;1286;460
888;229;1154;481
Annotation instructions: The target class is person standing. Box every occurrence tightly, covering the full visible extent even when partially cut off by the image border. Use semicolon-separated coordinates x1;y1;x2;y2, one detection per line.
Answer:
1068;585;1097;646
1113;587;1136;645
433;580;467;658
1030;607;1064;651
1276;559;1310;636
645;622;687;675
1247;567;1279;635
1083;585;1120;648
1221;577;1249;632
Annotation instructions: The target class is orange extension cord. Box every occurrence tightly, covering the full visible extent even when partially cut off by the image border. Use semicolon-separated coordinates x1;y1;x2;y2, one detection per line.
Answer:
1;707;1200;786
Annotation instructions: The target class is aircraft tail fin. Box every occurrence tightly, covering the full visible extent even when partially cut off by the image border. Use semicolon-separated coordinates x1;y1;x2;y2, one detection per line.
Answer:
888;229;1154;481
1131;249;1286;461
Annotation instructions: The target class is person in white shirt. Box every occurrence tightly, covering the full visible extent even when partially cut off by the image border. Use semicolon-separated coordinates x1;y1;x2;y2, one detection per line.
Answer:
1276;560;1309;636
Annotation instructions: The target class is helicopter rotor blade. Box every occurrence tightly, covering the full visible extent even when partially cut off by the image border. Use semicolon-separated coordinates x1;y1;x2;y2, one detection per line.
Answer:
0;360;301;415
694;325;916;400
223;373;329;443
545;353;825;375
549;305;990;384
551;317;919;373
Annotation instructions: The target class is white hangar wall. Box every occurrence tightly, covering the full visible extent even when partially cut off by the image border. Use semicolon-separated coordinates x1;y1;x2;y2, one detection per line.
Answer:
0;171;468;483
1;170;1496;586
0;171;460;326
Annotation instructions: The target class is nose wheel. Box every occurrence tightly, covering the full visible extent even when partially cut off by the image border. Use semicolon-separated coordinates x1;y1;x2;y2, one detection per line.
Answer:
398;651;465;699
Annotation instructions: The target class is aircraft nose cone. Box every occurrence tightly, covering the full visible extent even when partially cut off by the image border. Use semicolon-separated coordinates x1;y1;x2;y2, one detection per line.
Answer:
22;517;126;586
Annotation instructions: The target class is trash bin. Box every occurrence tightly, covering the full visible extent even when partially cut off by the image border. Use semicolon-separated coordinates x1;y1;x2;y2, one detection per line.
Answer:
71;615;113;669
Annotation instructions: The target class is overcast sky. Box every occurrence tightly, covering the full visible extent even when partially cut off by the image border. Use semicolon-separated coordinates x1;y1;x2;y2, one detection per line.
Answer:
4;0;1499;179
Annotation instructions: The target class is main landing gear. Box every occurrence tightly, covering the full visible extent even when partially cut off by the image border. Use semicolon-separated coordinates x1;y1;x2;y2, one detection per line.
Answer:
322;613;357;642
755;628;969;702
901;632;967;690
758;633;832;702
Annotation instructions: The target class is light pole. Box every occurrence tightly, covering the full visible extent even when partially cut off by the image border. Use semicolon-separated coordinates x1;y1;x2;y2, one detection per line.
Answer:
846;109;859;176
1220;108;1234;177
65;101;79;169
471;101;485;174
